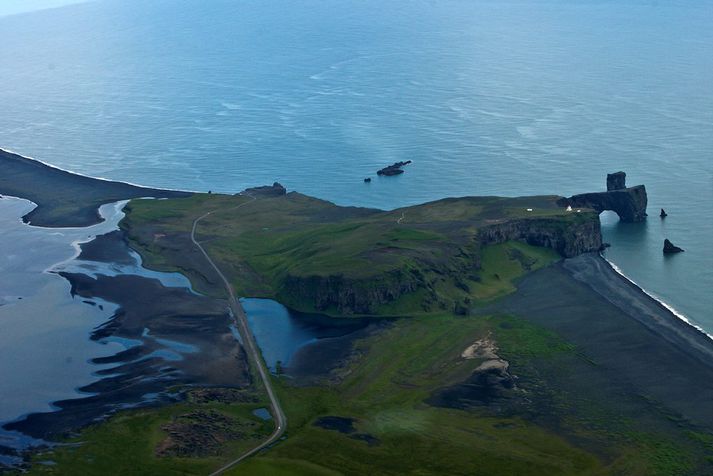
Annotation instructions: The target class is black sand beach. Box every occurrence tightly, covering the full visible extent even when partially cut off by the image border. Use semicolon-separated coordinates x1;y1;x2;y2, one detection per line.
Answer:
0;149;191;227
492;253;713;429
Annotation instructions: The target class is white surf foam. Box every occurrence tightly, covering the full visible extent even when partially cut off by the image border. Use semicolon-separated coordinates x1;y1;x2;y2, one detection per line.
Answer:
602;255;713;342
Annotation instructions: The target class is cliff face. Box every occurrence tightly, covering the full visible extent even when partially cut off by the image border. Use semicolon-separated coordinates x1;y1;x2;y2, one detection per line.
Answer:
280;268;423;315
478;216;603;258
278;215;602;315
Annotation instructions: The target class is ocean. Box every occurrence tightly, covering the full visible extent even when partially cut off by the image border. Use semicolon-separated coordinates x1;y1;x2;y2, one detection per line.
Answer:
0;0;711;331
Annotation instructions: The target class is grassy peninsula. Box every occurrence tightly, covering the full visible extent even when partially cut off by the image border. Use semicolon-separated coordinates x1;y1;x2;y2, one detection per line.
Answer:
120;190;599;316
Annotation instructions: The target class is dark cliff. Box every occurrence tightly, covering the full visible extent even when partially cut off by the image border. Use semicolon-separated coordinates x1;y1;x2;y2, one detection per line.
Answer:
607;171;627;191
276;213;602;315
478;216;603;258
280;269;423;315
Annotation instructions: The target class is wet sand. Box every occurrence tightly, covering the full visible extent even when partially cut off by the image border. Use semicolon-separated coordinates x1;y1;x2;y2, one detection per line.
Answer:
492;253;713;429
4;231;250;441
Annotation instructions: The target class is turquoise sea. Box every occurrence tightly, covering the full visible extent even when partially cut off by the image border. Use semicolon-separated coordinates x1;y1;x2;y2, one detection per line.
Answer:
0;0;711;333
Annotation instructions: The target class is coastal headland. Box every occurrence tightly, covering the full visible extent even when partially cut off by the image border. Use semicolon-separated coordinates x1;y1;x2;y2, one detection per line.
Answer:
1;152;713;475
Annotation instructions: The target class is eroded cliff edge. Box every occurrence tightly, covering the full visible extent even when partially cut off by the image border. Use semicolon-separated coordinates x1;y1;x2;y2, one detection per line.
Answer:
478;215;602;258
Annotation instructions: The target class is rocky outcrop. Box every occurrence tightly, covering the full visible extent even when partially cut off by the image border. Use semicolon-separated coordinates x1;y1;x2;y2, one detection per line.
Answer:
607;171;627;191
478;216;603;258
242;182;286;197
280;268;422;315
663;239;684;254
377;160;412;176
428;336;518;408
156;410;252;458
558;172;648;222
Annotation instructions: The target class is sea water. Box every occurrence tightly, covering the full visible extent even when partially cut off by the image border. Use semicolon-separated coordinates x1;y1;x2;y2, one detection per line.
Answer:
0;1;711;331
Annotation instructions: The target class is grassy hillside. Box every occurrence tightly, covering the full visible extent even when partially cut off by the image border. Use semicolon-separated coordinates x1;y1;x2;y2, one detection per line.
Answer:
121;191;594;315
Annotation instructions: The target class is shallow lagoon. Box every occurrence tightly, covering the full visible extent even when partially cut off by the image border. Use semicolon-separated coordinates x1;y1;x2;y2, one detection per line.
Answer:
0;197;216;456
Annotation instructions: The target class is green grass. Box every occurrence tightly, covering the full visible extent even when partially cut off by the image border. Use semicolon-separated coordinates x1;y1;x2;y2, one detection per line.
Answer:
220;312;609;476
121;191;589;315
27;401;273;476
27;309;710;476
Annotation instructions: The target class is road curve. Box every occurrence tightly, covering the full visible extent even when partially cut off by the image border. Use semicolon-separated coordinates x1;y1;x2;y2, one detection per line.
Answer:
189;194;287;476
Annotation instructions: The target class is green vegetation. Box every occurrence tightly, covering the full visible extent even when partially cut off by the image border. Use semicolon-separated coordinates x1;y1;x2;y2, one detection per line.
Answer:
122;192;588;315
31;309;706;475
27;399;273;475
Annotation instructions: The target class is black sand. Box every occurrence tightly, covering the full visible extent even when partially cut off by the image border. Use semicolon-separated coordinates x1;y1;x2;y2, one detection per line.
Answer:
492;253;713;429
0;149;191;227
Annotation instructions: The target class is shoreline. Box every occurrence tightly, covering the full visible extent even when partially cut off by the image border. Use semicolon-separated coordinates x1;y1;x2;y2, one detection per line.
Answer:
567;254;713;367
494;253;713;429
602;256;713;342
2;152;713;472
0;147;197;195
3;224;251;442
0;148;192;227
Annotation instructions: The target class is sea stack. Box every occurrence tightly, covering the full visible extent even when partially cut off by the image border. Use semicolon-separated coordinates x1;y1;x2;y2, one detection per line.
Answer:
606;171;627;191
660;208;667;218
663;239;684;254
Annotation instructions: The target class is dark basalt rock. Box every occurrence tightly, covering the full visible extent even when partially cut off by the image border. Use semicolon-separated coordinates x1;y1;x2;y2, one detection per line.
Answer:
242;182;286;197
281;268;421;315
607;171;627;191
479;216;603;258
427;361;517;409
663;239;684;254
156;410;251;458
557;172;648;222
314;416;356;434
364;177;371;183
377;160;412;176
660;208;668;218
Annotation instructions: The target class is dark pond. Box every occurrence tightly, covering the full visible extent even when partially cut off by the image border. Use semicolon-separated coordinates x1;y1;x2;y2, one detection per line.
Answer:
241;298;370;373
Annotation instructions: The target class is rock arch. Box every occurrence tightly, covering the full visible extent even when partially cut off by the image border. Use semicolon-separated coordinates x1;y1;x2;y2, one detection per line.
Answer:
557;172;648;222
